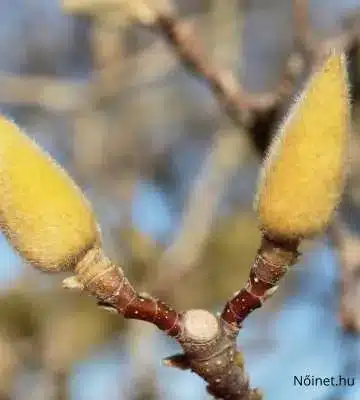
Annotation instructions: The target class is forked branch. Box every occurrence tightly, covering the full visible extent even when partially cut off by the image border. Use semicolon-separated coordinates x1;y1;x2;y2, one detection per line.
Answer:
66;237;301;399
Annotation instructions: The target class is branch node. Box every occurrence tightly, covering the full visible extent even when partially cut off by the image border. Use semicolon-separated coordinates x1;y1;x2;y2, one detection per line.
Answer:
62;275;85;291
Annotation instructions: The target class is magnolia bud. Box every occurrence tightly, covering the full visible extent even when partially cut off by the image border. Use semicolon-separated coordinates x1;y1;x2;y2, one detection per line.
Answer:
0;117;99;271
255;53;349;240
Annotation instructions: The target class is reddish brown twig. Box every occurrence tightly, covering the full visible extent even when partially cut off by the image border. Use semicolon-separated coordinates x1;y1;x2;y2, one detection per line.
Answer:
65;244;262;399
64;232;307;399
72;246;182;337
222;235;300;328
73;233;304;398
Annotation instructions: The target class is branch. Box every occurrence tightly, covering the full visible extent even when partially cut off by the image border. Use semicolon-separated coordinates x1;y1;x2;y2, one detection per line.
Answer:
221;235;299;328
67;246;182;337
64;233;303;398
155;13;290;128
62;0;292;126
62;243;263;399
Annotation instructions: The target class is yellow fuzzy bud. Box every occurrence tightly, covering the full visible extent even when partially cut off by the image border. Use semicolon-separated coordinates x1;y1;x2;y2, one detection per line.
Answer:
255;52;350;240
0;117;100;271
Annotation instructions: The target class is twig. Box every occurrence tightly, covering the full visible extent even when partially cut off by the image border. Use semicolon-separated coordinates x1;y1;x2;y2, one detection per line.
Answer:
155;13;290;129
66;244;262;399
68;230;305;398
72;246;182;336
221;235;299;328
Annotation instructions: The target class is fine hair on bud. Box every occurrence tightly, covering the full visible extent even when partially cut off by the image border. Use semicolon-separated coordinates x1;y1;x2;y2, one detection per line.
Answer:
0;116;100;272
255;52;350;240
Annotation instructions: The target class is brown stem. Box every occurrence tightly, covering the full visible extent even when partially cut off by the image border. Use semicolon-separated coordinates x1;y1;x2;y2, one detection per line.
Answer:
69;238;300;398
69;245;262;399
155;14;289;129
174;310;261;400
221;235;300;328
75;246;182;337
